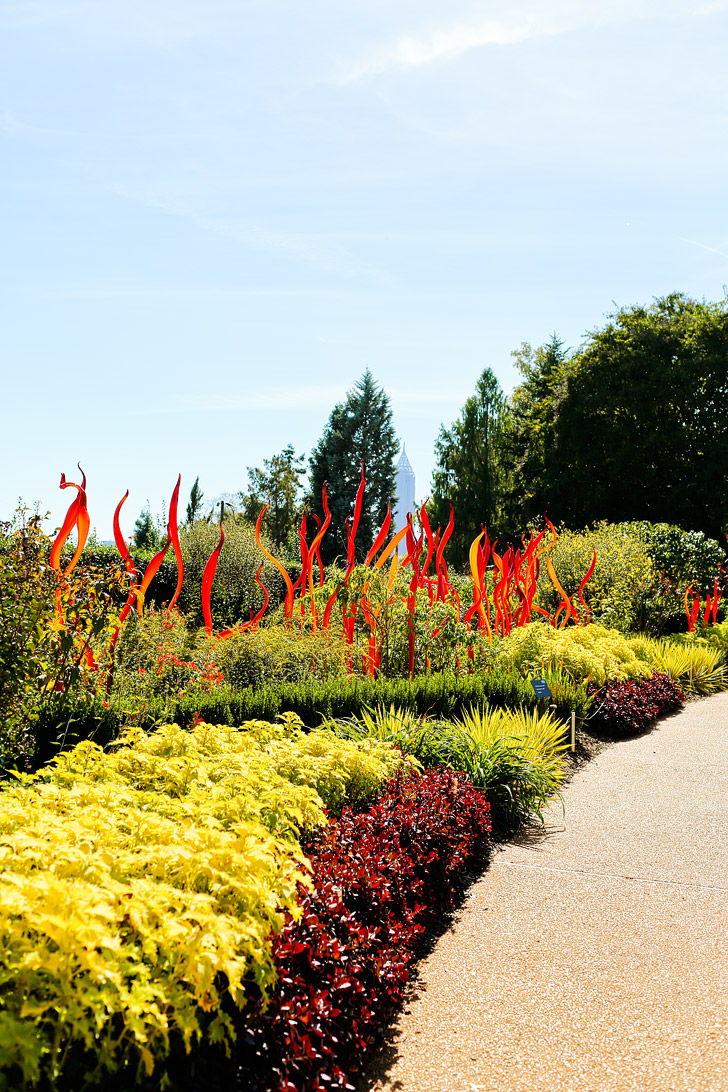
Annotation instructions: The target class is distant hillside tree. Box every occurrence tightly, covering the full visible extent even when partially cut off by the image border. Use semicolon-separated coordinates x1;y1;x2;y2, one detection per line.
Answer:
240;445;306;554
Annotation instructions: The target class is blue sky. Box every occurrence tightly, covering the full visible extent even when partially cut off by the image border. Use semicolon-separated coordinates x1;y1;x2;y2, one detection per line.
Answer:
2;0;727;539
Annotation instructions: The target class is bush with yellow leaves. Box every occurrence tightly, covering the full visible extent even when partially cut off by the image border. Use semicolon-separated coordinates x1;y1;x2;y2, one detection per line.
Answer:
0;717;405;1090
496;621;654;687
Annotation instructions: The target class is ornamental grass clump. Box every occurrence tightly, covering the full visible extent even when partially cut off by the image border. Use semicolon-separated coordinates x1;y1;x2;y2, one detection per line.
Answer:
322;703;442;767
440;705;568;827
327;702;568;829
0;718;405;1090
639;638;726;696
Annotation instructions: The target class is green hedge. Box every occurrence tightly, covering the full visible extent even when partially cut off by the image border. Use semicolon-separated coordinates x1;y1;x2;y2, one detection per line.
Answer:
13;670;590;773
151;672;549;728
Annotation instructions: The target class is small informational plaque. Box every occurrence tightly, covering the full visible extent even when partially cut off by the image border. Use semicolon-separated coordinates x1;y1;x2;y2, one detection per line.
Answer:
530;678;552;699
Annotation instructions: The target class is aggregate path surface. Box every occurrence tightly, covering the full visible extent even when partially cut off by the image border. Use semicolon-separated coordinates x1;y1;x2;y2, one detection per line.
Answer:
368;691;728;1092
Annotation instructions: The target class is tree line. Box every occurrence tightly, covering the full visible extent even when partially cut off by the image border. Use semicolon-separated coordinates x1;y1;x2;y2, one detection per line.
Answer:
136;293;728;568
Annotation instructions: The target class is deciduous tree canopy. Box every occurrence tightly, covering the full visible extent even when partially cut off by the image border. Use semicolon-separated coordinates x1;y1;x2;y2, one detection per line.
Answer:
511;294;728;545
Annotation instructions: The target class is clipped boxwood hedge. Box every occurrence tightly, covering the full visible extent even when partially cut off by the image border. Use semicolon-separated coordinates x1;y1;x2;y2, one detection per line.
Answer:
19;668;592;771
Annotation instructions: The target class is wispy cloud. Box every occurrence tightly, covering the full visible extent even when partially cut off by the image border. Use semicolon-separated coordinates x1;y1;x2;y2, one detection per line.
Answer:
680;236;728;260
334;1;723;82
335;13;555;82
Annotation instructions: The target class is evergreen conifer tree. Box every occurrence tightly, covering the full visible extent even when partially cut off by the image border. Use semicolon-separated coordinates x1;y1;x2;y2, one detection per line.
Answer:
429;367;513;569
185;477;204;524
133;504;160;549
308;371;399;564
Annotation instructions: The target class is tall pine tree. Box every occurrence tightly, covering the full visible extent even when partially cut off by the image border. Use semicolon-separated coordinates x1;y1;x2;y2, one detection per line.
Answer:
507;333;570;527
429;367;512;569
308;371;399;565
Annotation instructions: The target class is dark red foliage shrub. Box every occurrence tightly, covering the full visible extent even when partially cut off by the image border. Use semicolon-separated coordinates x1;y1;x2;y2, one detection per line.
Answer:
163;767;491;1092
587;672;685;737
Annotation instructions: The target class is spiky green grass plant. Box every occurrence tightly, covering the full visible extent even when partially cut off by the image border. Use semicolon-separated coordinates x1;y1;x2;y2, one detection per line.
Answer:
642;639;726;695
439;706;568;828
326;702;568;830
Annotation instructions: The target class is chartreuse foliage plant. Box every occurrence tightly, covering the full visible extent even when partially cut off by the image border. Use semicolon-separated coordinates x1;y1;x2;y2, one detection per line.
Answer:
496;621;654;687
0;717;405;1090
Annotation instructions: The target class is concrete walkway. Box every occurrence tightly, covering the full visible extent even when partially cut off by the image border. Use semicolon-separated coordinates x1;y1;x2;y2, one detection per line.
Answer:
369;691;728;1092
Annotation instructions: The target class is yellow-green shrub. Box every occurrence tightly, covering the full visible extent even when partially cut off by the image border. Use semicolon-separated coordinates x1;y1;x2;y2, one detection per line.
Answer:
496;621;654;686
0;718;405;1089
210;624;346;689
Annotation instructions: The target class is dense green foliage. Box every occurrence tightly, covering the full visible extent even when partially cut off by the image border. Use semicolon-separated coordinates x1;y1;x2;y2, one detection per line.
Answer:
173;518;284;628
430;297;728;548
508;295;728;543
126;668;590;731
308;370;399;564
429;367;513;568
0;513;126;771
132;504;161;550
624;521;725;629
239;445;306;556
508;333;570;529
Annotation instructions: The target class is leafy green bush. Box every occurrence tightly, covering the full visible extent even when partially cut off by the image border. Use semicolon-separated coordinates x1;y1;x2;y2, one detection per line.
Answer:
625;521;724;592
324;702;567;831
211;623;345;689
688;620;728;652
535;523;654;630
624;521;725;631
175;518;284;628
